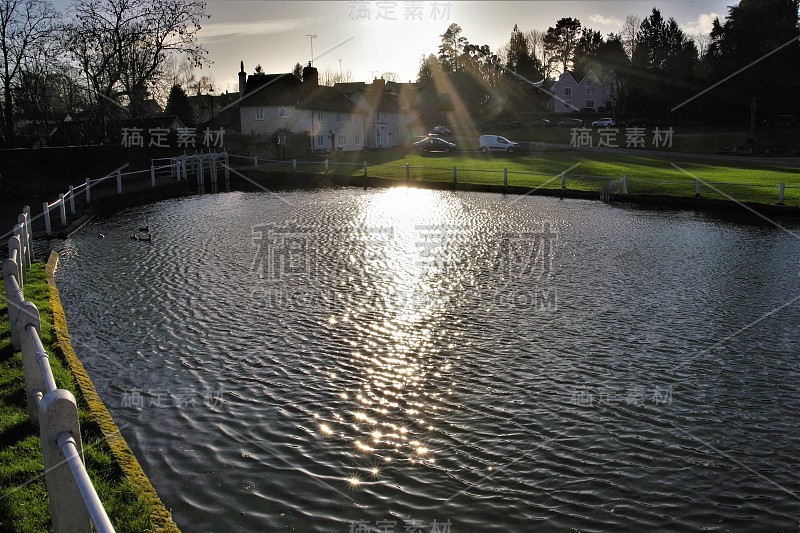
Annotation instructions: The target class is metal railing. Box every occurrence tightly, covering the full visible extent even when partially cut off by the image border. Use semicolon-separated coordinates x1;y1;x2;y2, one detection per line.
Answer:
228;154;796;205
40;153;230;235
2;212;115;533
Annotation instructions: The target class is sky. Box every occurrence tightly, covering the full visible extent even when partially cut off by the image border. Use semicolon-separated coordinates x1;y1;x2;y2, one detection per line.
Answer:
200;0;732;93
51;0;735;94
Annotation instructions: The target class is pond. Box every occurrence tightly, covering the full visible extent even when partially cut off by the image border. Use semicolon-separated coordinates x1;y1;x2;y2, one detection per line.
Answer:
54;188;800;532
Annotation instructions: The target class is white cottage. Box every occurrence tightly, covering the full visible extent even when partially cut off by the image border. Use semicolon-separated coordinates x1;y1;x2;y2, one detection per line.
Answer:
239;63;367;153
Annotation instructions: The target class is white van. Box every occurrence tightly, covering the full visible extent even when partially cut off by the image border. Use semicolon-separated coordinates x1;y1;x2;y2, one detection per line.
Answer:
479;135;519;153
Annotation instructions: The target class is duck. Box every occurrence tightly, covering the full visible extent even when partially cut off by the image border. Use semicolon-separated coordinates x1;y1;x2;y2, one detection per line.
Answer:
131;233;152;241
98;233;105;239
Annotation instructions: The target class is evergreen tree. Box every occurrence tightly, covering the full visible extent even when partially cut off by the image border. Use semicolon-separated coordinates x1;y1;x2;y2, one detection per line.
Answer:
165;84;197;127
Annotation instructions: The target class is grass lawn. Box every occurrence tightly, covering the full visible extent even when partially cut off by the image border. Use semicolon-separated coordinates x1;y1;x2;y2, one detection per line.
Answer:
486;124;800;156
245;150;800;207
0;263;174;532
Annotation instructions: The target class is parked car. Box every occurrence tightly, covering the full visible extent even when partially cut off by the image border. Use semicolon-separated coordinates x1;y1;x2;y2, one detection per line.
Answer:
529;118;551;128
591;117;617;128
411;136;458;152
763;115;797;127
479;135;519;153
557;118;584;128
623;118;650;128
431;125;452;135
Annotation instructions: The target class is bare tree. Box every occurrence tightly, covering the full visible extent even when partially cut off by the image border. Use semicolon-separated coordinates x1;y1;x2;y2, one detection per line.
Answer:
63;0;209;118
319;67;352;86
693;33;711;60
0;0;59;146
380;71;399;82
621;14;641;59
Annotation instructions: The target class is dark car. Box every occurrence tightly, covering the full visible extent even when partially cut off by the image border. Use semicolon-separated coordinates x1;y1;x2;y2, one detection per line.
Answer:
529;118;551;128
764;115;797;127
431;125;451;135
411;136;458;152
557;118;584;128
623;118;650;128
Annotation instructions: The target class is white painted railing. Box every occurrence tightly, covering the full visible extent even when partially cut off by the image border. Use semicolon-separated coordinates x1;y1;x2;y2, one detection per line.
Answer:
3;213;114;533
227;154;795;205
41;153;229;235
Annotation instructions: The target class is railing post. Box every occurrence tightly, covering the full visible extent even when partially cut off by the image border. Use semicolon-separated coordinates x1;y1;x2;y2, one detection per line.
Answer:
39;389;92;533
560;172;566;189
22;205;33;263
116;170;122;194
2;256;23;349
224;153;230;182
503;168;508;186
622;174;628;194
43;201;52;235
85;178;91;203
150;164;156;187
254;155;258;168
695;178;701;198
452;166;457;183
363;161;367;176
778;183;785;205
12;224;26;285
17;301;43;420
18;213;31;269
324;158;329;172
292;159;297;171
59;194;67;227
198;158;204;190
405;163;410;181
68;186;76;214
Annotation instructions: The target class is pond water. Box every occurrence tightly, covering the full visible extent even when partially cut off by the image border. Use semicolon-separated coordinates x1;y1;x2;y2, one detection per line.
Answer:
54;188;800;532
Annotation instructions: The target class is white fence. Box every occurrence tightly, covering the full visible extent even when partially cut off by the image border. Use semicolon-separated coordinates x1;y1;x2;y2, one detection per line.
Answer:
41;152;230;235
229;154;795;205
2;211;115;533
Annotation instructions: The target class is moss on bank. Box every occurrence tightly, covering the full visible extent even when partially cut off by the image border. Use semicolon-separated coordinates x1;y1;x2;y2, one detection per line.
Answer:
0;259;180;532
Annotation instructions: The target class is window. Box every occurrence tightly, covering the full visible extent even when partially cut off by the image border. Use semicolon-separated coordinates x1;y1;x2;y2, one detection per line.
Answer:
255;109;264;120
318;112;324;122
278;107;291;118
338;135;346;146
317;135;324;146
348;114;353;124
336;112;342;123
376;129;382;144
586;86;594;95
355;135;360;145
564;99;572;109
585;99;595;109
563;87;572;96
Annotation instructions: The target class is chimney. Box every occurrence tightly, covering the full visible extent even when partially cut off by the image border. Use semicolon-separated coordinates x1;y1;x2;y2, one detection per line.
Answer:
238;61;246;96
373;78;385;92
303;61;319;86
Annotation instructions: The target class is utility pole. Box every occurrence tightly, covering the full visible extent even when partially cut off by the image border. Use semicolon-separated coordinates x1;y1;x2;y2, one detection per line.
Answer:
306;34;317;66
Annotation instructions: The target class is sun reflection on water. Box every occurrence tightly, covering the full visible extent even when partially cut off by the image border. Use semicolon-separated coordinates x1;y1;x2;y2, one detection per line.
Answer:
315;188;475;478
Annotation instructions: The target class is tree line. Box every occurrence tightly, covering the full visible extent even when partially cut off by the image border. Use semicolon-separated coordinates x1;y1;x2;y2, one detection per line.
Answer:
416;0;800;123
0;0;209;147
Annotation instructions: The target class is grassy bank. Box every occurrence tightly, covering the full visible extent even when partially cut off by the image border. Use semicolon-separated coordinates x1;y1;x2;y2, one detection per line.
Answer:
0;262;178;532
235;151;800;207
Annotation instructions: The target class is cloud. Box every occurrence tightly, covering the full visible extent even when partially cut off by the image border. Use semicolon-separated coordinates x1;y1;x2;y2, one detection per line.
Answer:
589;13;623;27
681;13;720;37
199;18;323;43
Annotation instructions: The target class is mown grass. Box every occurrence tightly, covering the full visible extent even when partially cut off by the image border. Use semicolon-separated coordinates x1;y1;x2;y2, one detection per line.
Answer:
0;264;163;532
246;150;800;207
490;124;800;155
